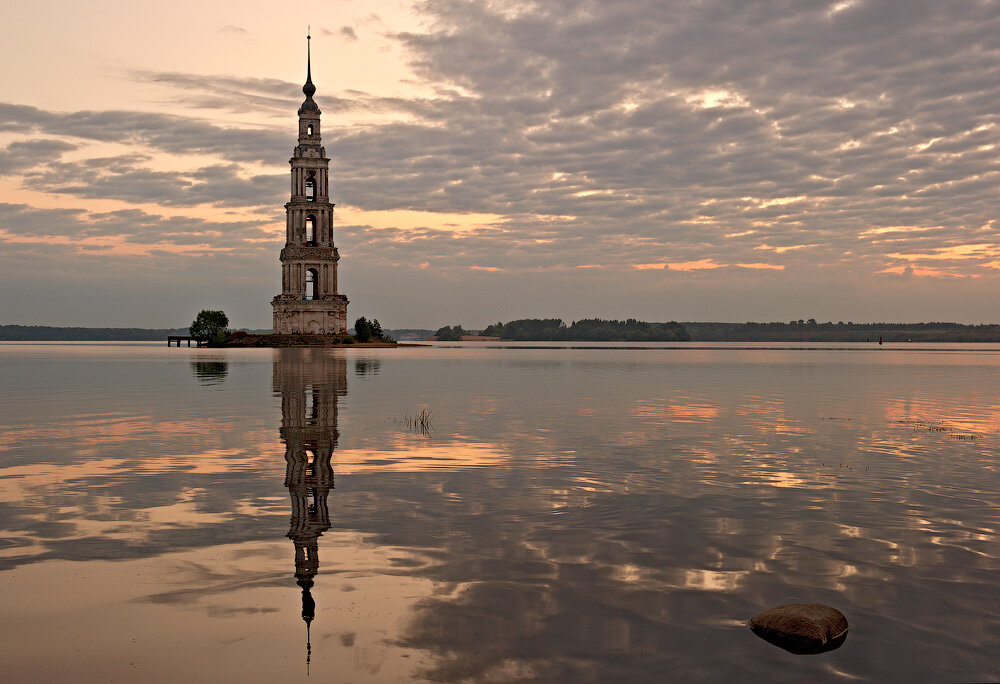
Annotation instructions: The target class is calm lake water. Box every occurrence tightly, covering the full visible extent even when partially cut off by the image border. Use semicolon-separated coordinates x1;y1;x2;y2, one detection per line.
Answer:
2;342;1000;682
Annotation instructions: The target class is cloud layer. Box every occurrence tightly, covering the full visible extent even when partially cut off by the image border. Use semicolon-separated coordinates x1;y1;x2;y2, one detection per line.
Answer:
1;0;999;326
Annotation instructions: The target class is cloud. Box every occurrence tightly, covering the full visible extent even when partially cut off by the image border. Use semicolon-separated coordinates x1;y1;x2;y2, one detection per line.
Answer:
25;158;285;208
0;102;287;163
0;139;77;175
0;202;273;245
133;71;302;116
367;0;1000;263
129;71;393;117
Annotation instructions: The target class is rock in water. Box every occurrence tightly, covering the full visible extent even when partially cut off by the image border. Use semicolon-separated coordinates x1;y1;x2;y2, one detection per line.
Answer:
748;603;849;654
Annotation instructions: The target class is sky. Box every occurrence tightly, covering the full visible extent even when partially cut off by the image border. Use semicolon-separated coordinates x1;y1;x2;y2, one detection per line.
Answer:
1;0;999;329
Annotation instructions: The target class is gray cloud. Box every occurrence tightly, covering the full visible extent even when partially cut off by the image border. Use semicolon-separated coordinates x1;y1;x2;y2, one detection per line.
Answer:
26;158;285;208
130;72;386;117
134;71;302;116
0;102;287;163
0;139;77;175
0;202;274;245
367;0;1000;238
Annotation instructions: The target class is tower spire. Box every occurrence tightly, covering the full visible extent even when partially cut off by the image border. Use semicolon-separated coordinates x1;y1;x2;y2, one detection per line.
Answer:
301;580;314;673
303;32;316;99
306;616;312;674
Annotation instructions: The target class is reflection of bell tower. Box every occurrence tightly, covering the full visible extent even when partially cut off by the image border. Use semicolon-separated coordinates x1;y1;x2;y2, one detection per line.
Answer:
274;348;347;668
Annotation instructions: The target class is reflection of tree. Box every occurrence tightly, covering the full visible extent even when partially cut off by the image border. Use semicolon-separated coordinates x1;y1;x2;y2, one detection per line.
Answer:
354;359;381;376
191;360;228;385
274;349;346;669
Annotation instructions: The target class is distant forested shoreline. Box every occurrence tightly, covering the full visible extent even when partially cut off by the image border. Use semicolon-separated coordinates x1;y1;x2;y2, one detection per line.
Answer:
684;321;1000;342
437;318;1000;342
5;320;1000;342
440;318;691;341
0;325;189;341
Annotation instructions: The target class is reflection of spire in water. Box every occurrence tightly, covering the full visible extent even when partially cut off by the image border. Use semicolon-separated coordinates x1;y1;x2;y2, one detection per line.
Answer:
274;348;347;671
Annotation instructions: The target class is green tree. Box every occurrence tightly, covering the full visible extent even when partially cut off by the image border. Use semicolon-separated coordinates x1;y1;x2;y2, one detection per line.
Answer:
355;317;373;342
190;310;229;343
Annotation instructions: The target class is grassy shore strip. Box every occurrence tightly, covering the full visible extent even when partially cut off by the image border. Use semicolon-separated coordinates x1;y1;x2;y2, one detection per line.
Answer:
217;333;398;348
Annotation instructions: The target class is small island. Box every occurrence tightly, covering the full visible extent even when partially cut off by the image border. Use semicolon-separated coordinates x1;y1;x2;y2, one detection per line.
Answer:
189;311;398;348
219;332;399;348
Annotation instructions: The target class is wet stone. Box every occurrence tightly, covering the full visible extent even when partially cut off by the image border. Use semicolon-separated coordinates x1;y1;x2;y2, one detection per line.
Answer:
748;603;849;655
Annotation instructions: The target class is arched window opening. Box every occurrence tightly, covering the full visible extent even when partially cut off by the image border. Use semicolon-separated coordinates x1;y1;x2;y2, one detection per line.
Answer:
306;124;314;135
305;177;315;201
305;215;316;244
305;268;318;300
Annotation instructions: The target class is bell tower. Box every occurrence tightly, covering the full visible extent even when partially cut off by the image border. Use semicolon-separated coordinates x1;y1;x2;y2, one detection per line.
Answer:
272;34;349;335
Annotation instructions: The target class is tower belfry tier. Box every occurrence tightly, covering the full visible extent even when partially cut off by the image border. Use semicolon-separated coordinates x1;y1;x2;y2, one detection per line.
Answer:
272;35;349;335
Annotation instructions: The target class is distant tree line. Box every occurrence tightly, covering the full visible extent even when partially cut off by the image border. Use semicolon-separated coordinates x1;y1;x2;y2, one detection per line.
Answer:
733;320;997;330
684;321;1000;342
0;325;187;341
477;318;691;341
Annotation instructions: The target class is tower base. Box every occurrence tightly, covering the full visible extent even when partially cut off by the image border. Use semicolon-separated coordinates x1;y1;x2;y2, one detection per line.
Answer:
272;296;349;335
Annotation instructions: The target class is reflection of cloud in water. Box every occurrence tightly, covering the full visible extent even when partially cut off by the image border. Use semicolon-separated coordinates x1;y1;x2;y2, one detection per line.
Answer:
884;397;1000;437
3;348;1000;680
0;414;260;455
336;441;509;473
667;403;721;421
